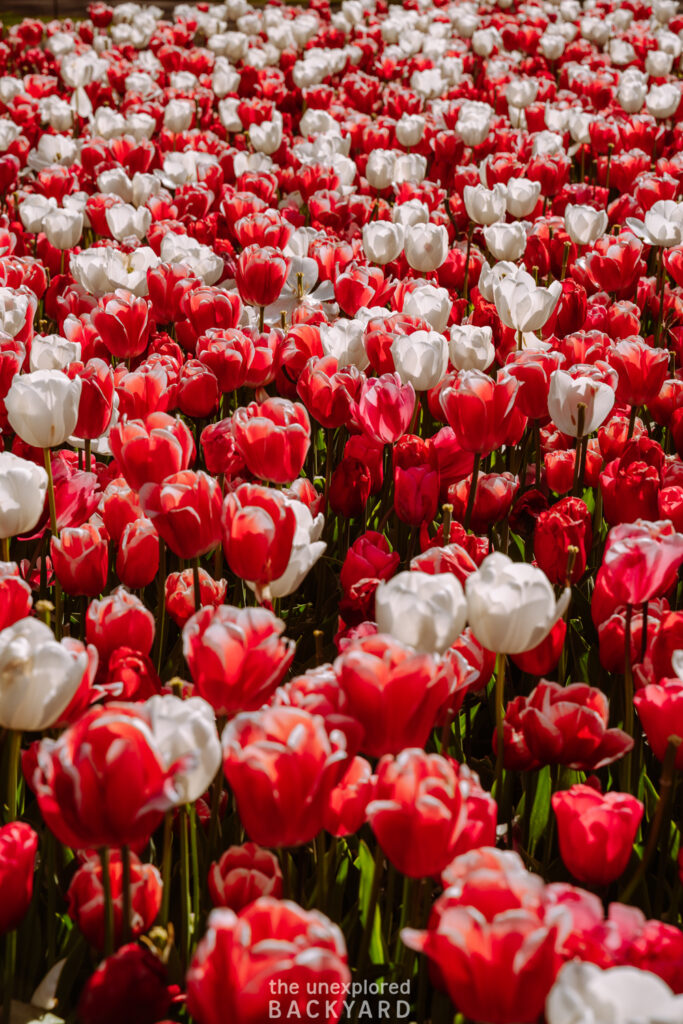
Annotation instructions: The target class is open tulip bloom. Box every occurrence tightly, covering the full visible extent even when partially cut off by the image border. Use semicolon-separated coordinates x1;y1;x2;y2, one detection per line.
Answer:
3;1;683;1022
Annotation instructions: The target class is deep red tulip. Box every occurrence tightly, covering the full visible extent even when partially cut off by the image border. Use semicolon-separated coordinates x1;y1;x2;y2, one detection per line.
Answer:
78;944;172;1024
86;587;155;663
51;522;108;597
0;822;38;935
234;244;290;309
116;518;160;590
634;681;683;769
440;369;518;456
534;497;592;585
221;483;297;585
552;785;643;887
232;398;311;484
340;531;400;593
91;289;150;360
139;470;222;559
109;412;195;493
165;568;227;628
70;358;115;440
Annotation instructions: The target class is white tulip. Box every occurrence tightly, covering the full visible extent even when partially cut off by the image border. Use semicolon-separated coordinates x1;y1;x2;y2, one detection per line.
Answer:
449;325;495;372
145;695;221;805
626;199;683;247
0;618;87;731
0;453;48;539
466;552;570;654
493;269;562;334
362;222;404;265
404;223;449;272
646;82;680;119
6;370;82;449
29;334;81;372
506;178;541;218
43;208;83;250
391;330;448;391
484;221;527;262
320;319;369;370
402;283;452;334
564;204;608;246
375;570;467;654
547;369;615;437
464;183;507;226
546;962;683;1024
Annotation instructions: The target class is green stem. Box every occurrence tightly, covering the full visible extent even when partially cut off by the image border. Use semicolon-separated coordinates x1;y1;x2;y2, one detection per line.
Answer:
189;803;200;955
121;845;132;945
494;654;506;806
180;807;191;968
193;557;201;613
5;731;21;823
0;537;9;563
100;848;114;958
620;737;681;904
463;453;481;533
159;811;173;927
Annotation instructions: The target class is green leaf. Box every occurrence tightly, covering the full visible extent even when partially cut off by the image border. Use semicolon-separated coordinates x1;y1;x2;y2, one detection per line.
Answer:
355;841;384;965
529;766;552;855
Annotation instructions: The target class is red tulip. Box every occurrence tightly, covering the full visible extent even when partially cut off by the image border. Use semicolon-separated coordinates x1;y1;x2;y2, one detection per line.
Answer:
340;531;400;593
221;707;349;847
78;944;172;1024
634;680;683;769
0;822;38;935
86;587;155;663
116;518;160;590
498;679;633;772
333;634;449;757
221;483;297;585
51;522;108;597
232;398;311;484
234;244;290;308
91;289;150;360
187;900;350;1024
552;784;643;886
67;851;162;950
323;756;374;837
139;470;222;559
596;519;683;607
440;369;518;456
208;843;283;912
182;604;294;716
32;704;181;849
534;497;592;585
109;412;195;493
165;568;227;628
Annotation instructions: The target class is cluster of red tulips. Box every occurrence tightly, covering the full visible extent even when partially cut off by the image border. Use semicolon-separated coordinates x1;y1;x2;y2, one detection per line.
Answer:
1;0;683;1020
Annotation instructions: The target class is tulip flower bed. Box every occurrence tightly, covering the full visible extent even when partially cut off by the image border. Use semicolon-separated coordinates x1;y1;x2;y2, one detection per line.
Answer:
3;0;683;1023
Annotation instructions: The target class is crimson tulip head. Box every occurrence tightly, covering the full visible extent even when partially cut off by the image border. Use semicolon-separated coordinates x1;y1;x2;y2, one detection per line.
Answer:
221;483;297;586
32;703;184;849
51;522;108;597
77;943;172;1024
139;469;223;559
440;368;519;456
352;372;415;445
333;633;449;757
221;706;349;848
0;821;38;935
109;412;195;493
552;784;643;887
86;586;155;663
183;604;294;717
597;519;683;607
235;244;290;309
499;680;633;772
187;900;350;1024
232;398;311;484
634;680;683;770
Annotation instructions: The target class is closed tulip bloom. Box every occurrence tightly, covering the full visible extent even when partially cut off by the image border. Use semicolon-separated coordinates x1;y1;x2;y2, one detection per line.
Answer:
404;223;449;272
466;552;570;655
546;962;683;1024
353;373;415;445
607;338;670;409
0;452;48;539
67;851;162;950
493;269;562;334
333;634;449;757
552;785;643;887
402;283;452;334
534;497;593;585
547;369;615;437
634;681;683;770
183;604;295;717
165;569;227;628
71;358;115;440
208;844;283;912
32;704;183;850
232;398;310;485
440;369;519;456
116;518;160;590
77;943;172;1024
362;221;404;265
375;570;467;655
0;822;38;935
43;207;83;250
222;707;349;847
51;523;108;597
0;617;87;731
109;412;195;493
564;205;608;247
499;680;632;772
484;221;527;262
391;329;448;392
187;901;350;1024
235;245;290;309
6;370;82;448
506;178;541;218
139;470;222;560
0;566;32;633
86;587;155;663
463;183;507;225
145;694;221;804
448;325;495;373
324;756;374;837
222;483;297;586
255;493;326;600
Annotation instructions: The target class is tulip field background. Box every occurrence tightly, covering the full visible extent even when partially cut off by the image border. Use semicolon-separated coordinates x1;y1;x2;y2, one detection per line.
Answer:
2;0;683;1023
